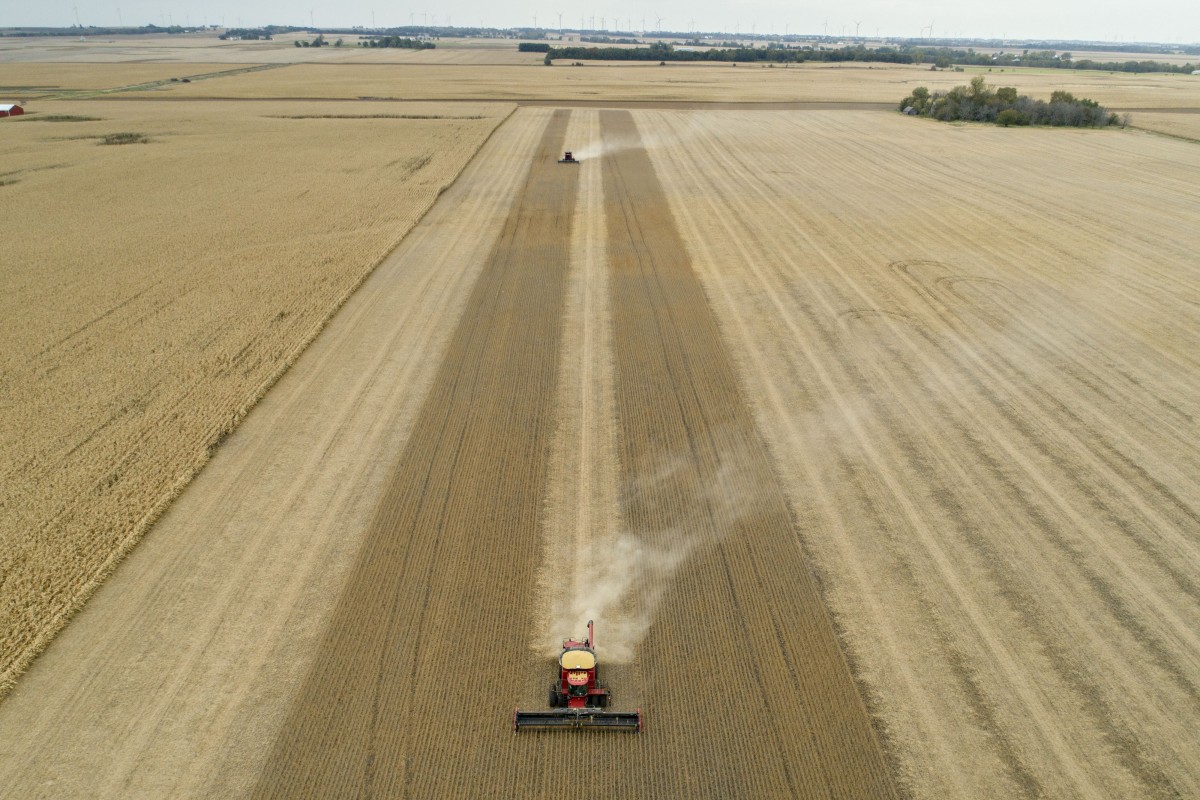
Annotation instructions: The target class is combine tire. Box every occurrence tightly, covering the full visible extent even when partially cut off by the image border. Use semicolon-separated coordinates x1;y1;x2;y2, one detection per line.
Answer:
548;685;562;708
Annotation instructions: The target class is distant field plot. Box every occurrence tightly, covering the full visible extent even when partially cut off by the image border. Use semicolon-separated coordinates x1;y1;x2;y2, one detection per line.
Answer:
1129;110;1200;140
0;34;549;67
0;97;512;697
396;45;547;65
0;62;259;96
143;59;1200;108
0;34;360;64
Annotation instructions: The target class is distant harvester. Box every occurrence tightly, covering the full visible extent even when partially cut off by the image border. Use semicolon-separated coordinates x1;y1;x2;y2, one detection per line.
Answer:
0;104;24;118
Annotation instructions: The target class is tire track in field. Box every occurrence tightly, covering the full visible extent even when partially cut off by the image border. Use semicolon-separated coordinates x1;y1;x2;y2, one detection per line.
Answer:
251;109;577;798
647;110;1200;797
599;110;898;799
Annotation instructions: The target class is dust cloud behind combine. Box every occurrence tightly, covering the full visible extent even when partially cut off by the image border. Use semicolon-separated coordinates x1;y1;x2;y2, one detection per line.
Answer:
537;447;761;662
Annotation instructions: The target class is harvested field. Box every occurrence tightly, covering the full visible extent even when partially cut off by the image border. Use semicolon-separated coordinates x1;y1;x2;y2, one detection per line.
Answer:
642;109;1200;798
1129;110;1200;140
0;62;259;97
146;60;1200;108
252;107;895;799
2;39;1200;800
0;97;512;697
0;34;366;64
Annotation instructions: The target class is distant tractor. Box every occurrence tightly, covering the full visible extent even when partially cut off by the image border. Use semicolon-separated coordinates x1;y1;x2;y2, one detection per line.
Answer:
558;151;579;163
514;620;641;732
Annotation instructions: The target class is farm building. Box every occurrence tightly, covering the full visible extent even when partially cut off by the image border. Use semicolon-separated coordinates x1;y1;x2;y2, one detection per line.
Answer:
0;104;24;118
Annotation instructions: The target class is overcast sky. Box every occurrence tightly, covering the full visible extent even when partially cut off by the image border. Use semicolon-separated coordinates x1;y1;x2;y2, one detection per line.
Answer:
8;1;1198;44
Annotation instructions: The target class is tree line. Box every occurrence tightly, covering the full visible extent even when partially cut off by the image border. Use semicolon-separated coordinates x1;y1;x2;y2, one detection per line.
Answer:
901;77;1124;127
542;42;1196;73
360;36;435;49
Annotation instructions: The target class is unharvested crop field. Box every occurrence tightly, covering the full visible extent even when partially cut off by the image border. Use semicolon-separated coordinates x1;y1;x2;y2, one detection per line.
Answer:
2;36;1200;800
0;97;512;697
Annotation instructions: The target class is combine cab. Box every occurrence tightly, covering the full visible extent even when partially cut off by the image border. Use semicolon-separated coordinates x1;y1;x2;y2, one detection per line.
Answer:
514;620;641;732
558;151;579;163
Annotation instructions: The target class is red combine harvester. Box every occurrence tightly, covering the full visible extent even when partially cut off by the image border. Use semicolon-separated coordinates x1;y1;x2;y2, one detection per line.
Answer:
514;620;641;732
558;151;579;163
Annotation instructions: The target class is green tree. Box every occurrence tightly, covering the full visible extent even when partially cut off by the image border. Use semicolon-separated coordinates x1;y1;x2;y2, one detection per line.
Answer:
969;75;990;101
997;109;1027;126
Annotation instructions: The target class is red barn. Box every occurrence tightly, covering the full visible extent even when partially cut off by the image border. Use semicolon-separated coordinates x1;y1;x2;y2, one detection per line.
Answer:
0;104;24;118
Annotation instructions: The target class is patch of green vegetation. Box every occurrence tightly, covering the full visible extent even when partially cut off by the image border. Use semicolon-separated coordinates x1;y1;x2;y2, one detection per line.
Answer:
99;132;150;145
901;77;1119;127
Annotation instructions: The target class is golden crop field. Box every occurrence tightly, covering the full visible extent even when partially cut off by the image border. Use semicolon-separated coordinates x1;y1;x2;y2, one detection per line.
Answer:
140;58;1200;108
1;33;1199;800
644;109;1200;798
0;62;266;98
0;33;369;64
0;97;512;697
1129;110;1200;140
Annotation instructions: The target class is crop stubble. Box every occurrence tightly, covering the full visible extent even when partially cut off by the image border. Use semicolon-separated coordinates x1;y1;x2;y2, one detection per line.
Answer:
252;109;580;798
642;109;1200;798
254;108;894;798
595;109;896;797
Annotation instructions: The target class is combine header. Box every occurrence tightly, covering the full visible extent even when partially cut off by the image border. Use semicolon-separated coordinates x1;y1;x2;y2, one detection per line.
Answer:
514;620;641;732
558;151;579;163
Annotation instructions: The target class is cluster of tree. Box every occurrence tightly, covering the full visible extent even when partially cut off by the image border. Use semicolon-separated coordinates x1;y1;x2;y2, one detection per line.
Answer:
218;28;273;40
295;34;333;47
580;36;639;44
543;42;1196;73
518;42;550;52
359;36;435;49
982;40;1200;56
547;41;799;62
934;47;1197;74
901;77;1122;127
3;24;192;36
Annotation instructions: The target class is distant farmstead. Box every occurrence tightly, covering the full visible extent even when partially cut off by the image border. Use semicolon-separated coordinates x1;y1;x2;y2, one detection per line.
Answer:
0;104;24;118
